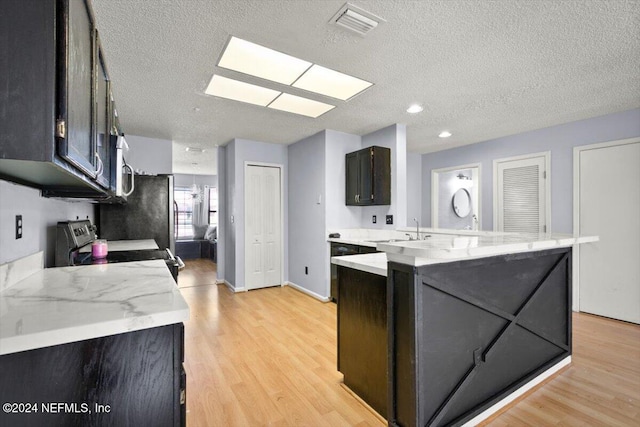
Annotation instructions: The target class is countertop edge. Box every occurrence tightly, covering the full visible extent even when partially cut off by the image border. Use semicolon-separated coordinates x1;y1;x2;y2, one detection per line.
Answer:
0;308;189;356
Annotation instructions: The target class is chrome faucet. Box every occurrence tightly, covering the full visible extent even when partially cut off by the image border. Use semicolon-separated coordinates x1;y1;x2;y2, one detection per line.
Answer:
414;218;420;240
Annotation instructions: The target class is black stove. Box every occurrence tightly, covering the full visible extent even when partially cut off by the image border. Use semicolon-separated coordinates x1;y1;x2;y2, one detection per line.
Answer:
55;220;179;282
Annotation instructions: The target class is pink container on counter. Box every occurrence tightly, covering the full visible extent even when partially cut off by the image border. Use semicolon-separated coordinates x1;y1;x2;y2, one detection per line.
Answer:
91;240;108;259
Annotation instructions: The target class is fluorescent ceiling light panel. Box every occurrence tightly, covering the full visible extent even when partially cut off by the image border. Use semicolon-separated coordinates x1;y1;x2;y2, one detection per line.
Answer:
218;37;312;85
205;75;280;106
268;93;335;118
292;64;372;100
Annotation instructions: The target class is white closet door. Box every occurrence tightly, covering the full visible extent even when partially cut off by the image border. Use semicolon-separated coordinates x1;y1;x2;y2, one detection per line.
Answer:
579;141;640;324
496;155;547;233
245;165;282;290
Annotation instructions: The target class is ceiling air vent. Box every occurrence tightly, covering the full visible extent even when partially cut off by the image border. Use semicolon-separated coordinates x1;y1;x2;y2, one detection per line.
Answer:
330;3;383;36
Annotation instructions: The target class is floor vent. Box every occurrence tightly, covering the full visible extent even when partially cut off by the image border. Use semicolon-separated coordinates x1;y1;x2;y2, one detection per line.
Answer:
330;3;383;36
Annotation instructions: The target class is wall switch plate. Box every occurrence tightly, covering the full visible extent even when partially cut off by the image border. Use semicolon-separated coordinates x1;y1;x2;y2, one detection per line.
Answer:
386;215;393;225
15;214;22;239
372;215;377;224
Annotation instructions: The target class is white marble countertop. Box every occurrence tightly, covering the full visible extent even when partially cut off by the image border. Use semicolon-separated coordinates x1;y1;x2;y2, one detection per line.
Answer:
328;229;598;274
0;259;189;356
379;232;598;266
331;252;388;277
326;227;509;248
78;239;159;253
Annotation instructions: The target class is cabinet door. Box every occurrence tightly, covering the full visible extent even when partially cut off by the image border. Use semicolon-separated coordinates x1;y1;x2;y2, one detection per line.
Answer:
371;146;391;205
358;148;374;205
94;39;111;189
57;0;96;178
345;152;359;205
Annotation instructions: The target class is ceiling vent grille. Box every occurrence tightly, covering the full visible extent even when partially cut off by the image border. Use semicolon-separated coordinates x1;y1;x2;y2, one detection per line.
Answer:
330;3;383;36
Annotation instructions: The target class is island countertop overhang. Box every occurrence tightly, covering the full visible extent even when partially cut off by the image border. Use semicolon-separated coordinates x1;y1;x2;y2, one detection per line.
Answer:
331;231;598;275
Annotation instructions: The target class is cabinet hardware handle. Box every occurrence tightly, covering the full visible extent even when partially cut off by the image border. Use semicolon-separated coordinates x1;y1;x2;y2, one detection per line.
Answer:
55;119;66;138
95;152;104;176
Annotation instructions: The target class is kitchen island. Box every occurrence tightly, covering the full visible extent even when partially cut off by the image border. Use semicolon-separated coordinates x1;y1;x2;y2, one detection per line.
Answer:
332;231;597;426
0;253;189;427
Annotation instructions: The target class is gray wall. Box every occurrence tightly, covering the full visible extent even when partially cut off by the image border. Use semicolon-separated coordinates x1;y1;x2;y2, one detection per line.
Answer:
325;130;362;229
437;169;475;229
361;124;407;228
406;151;423;226
224;138;289;289
0;180;95;267
173;173;217;188
288;131;327;297
224;142;235;286
216;146;226;281
421;108;640;232
126;135;173;174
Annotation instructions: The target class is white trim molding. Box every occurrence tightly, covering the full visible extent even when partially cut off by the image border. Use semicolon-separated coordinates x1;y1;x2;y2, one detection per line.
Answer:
223;280;246;293
243;161;285;292
493;151;551;233
284;281;331;303
572;136;640;312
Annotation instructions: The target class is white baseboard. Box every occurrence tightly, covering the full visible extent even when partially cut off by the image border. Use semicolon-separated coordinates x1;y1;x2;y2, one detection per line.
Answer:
223;280;246;292
462;356;571;426
284;281;331;302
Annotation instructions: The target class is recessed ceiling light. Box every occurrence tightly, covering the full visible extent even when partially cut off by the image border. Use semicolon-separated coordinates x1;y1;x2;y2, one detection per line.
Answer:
218;37;312;85
268;93;335;118
185;147;205;153
292;65;372;100
406;104;423;114
439;131;452;138
205;75;280;107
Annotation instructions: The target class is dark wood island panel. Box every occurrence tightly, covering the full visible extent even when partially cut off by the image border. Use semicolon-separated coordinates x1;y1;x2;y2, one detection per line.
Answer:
0;324;185;427
388;247;572;427
337;265;388;417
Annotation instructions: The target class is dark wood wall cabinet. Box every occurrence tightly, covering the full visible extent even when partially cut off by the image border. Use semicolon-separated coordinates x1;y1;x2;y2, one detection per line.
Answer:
0;324;186;427
0;0;122;199
346;146;391;206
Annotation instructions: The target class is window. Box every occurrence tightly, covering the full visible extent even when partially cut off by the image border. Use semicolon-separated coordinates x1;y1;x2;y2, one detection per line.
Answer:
174;187;194;238
209;187;218;225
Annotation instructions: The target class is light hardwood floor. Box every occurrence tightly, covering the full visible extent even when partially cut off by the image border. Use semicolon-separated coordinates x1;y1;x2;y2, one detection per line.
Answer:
178;262;640;426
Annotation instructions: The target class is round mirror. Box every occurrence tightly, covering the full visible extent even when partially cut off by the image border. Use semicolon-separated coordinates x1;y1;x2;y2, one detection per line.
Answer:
452;188;472;218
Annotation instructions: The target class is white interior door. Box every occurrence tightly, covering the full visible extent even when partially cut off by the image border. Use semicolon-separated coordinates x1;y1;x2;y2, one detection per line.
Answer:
495;154;549;233
245;165;282;290
578;140;640;324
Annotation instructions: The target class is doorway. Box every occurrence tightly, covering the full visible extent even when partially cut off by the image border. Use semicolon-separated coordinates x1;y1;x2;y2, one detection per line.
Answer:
493;152;550;233
244;163;283;290
431;164;481;230
574;137;640;324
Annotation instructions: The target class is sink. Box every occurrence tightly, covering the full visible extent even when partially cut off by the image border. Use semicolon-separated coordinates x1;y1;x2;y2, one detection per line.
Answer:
366;238;409;243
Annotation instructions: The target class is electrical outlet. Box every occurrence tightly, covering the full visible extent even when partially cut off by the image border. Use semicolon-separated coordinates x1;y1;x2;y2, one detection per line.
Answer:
372;215;377;224
15;214;22;239
305;266;309;275
386;215;393;225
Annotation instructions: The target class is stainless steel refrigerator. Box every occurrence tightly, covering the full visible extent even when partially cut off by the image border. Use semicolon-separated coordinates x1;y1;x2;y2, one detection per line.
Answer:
98;174;175;253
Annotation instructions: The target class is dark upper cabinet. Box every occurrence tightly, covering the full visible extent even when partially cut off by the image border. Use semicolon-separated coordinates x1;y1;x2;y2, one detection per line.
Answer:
94;37;112;190
0;0;117;197
58;0;96;178
345;146;391;206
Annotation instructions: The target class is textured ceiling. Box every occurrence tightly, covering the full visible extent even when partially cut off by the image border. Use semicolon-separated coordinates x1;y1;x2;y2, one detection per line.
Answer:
92;0;640;174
